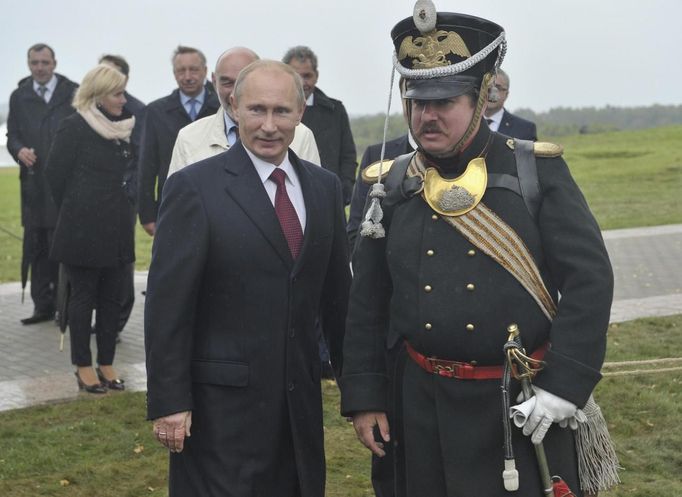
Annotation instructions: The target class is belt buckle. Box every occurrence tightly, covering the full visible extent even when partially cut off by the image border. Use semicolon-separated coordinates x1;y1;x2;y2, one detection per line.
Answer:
430;360;454;377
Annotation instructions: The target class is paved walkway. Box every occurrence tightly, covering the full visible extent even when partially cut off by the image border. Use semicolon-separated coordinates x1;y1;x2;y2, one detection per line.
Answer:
1;225;680;412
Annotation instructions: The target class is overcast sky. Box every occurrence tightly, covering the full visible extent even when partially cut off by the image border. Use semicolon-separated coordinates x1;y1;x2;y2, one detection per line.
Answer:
2;0;680;116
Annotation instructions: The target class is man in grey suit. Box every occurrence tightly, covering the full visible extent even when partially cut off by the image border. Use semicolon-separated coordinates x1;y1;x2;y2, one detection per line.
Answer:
145;60;350;497
484;68;537;141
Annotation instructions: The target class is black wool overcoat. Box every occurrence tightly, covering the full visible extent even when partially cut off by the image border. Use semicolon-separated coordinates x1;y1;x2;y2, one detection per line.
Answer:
144;143;351;497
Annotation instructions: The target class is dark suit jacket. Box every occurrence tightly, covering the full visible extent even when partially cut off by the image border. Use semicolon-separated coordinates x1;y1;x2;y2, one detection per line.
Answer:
137;85;219;224
497;109;538;141
6;74;78;227
301;87;357;204
347;134;413;248
144;143;351;497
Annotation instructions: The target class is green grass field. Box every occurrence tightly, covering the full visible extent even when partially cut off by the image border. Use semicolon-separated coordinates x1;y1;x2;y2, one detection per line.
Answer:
1;125;681;282
0;315;679;496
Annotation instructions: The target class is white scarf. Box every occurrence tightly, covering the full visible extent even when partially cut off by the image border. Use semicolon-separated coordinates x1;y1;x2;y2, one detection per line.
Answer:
78;103;135;142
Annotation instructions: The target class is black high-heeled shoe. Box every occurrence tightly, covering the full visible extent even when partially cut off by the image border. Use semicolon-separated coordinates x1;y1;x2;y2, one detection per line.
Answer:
96;367;125;391
75;371;107;394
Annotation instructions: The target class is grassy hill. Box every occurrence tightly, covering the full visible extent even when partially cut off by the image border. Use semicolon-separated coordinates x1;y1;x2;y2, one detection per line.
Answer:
0;125;681;282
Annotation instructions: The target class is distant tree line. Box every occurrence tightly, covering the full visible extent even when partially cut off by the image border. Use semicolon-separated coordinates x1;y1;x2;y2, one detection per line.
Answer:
349;104;682;157
515;104;682;137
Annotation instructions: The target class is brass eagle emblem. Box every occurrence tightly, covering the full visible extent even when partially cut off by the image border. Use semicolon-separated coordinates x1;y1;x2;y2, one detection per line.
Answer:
398;30;471;69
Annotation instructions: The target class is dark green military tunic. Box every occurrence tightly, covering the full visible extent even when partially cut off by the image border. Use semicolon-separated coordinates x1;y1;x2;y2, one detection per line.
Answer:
339;125;614;497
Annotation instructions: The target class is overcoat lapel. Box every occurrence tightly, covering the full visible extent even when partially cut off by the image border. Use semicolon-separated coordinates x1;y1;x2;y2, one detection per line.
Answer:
290;152;319;276
222;143;295;267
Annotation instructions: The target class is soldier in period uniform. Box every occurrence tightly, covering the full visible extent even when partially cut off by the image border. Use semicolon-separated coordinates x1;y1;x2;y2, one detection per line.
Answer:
339;3;616;496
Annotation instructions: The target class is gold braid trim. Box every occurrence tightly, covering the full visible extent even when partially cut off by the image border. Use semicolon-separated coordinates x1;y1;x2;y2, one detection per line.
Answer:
408;157;557;320
448;206;557;320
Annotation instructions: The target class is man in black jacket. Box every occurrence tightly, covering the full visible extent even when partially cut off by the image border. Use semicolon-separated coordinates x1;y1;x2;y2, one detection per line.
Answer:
6;43;78;324
484;68;537;141
283;46;357;205
340;5;614;496
137;46;219;236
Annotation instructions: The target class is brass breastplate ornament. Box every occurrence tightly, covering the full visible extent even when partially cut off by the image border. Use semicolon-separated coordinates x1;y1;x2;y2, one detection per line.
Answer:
418;155;488;217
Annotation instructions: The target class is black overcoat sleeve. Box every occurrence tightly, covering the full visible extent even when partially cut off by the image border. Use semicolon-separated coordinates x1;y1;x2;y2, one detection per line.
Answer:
338;229;393;416
533;156;614;406
137;108;161;224
337;103;358;204
144;170;209;420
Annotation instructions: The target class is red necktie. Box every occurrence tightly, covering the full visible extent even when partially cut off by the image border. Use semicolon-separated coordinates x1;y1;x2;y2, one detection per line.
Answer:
270;168;303;259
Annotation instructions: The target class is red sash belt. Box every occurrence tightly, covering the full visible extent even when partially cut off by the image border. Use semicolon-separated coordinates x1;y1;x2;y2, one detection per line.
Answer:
406;342;548;380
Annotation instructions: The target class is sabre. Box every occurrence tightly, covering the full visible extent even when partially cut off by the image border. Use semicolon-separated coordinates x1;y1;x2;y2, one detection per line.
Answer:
504;323;554;496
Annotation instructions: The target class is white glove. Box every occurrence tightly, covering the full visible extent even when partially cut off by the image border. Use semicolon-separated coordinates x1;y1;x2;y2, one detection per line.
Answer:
510;386;582;444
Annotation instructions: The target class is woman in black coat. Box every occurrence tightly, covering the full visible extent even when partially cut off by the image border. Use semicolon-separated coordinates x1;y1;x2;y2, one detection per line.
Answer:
46;64;135;393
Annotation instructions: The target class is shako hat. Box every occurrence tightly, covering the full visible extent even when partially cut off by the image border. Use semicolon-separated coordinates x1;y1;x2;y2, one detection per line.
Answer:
391;1;506;100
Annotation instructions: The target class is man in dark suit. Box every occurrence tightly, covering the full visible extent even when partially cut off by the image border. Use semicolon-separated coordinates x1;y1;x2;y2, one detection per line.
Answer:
283;46;357;205
145;60;351;497
484;68;537;141
6;43;78;324
137;45;219;237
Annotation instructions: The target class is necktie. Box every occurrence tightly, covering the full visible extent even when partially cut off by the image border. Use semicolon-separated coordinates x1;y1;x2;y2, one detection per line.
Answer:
37;85;47;102
270;168;303;259
485;118;493;126
188;98;198;120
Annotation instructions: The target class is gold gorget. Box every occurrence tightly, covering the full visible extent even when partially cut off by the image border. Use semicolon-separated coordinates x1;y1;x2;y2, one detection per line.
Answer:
419;155;487;217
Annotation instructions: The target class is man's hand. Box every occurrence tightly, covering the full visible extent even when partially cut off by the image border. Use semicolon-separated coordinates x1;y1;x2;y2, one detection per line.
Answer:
511;386;580;444
18;147;37;167
153;411;192;453
142;222;156;237
352;411;390;457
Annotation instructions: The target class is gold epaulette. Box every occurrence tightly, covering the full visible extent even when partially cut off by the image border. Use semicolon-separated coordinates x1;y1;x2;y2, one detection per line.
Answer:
505;139;564;158
361;159;394;183
533;142;564;157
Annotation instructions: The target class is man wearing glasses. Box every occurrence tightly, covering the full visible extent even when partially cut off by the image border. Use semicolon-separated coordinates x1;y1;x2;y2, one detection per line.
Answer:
484;68;537;141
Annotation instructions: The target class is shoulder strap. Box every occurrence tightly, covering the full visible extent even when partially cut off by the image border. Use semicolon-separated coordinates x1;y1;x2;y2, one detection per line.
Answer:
513;139;541;223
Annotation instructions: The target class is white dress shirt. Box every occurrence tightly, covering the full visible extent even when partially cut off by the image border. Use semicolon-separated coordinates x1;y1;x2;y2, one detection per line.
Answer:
245;148;307;231
33;75;57;103
485;108;504;132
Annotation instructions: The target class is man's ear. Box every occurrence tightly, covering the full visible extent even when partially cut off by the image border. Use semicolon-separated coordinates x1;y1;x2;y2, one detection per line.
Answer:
230;94;238;119
211;72;216;86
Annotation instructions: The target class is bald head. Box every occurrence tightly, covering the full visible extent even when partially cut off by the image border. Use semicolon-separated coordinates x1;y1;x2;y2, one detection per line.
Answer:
213;47;260;114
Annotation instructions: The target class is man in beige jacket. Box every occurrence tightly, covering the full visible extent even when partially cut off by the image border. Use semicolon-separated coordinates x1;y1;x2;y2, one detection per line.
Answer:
168;47;320;176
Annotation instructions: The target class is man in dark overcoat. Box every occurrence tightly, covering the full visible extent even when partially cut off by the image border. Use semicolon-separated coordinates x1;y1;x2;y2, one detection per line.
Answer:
137;45;219;237
145;60;351;497
340;4;614;497
283;46;357;204
6;43;77;324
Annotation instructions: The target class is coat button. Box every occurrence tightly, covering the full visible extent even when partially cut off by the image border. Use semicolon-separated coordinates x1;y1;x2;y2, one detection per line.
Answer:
426;249;434;256
424;323;432;330
424;285;432;293
467;249;476;257
432;214;438;220
288;382;296;391
466;283;475;291
466;324;475;332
